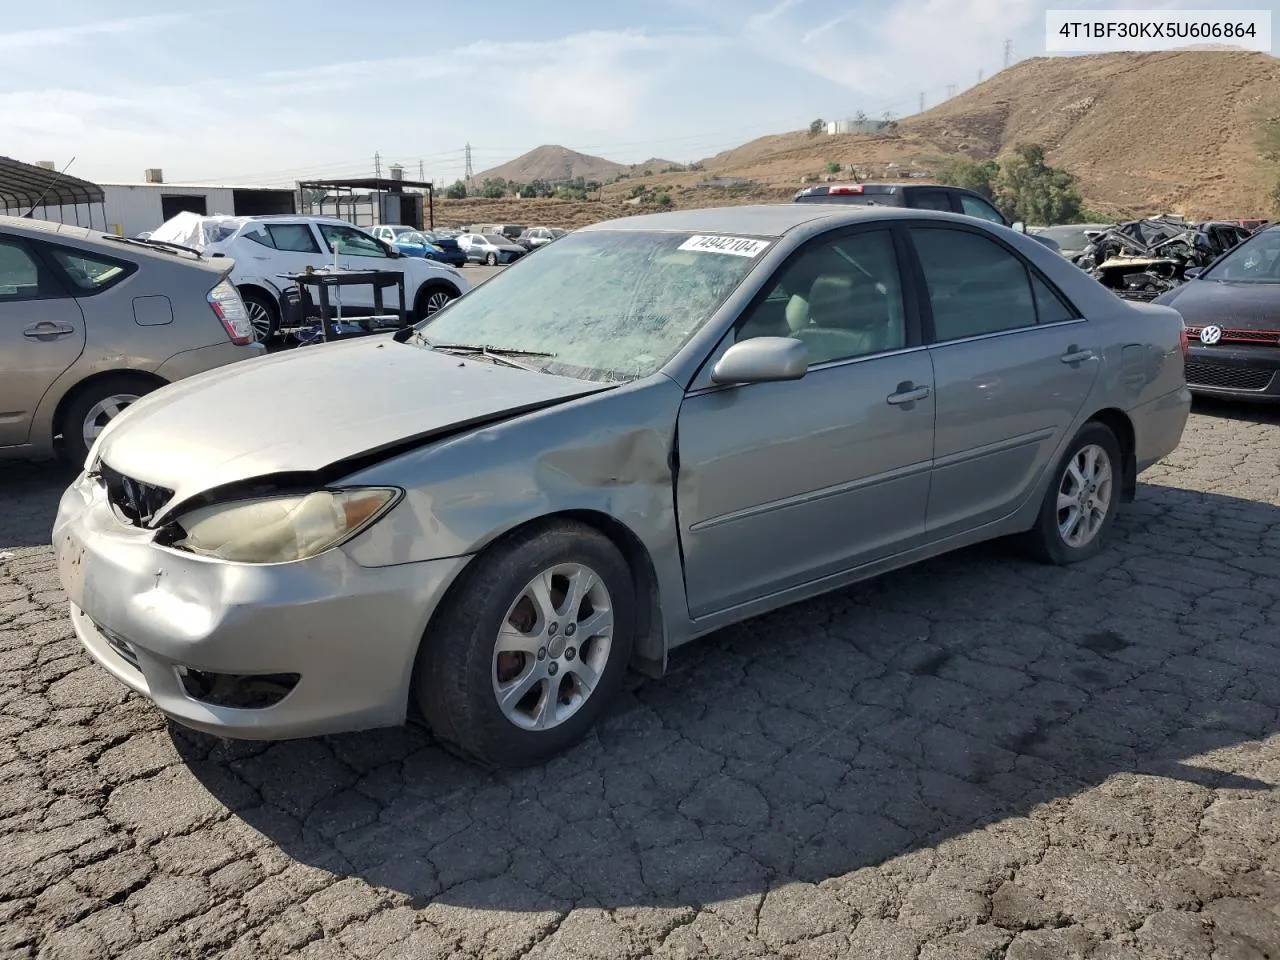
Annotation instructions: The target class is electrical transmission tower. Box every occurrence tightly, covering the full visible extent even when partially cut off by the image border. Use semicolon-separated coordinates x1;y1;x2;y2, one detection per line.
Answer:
946;84;957;98
374;151;381;178
919;91;925;113
464;143;473;184
1003;39;1012;68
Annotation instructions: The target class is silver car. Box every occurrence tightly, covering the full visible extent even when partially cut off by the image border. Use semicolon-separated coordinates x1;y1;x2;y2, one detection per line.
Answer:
53;204;1191;767
1;215;263;463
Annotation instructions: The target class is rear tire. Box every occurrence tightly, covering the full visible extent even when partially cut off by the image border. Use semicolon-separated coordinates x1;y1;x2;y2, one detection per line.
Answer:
1022;421;1122;565
485;252;497;266
415;521;635;768
58;374;160;466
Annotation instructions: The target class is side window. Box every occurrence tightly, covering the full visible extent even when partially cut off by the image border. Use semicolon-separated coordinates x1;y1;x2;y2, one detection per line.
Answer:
266;224;321;253
47;247;131;292
736;229;906;365
911;190;953;212
318;224;388;258
959;194;1006;225
0;239;55;301
1030;271;1079;324
242;226;276;249
910;226;1038;341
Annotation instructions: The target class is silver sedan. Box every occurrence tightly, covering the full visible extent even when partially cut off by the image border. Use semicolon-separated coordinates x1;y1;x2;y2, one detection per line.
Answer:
53;204;1191;767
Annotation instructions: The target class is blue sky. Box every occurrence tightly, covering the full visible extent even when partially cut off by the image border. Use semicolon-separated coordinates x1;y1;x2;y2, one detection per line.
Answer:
1;0;1275;186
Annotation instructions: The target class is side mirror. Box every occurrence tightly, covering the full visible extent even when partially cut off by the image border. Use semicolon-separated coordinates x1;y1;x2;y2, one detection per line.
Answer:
1012;221;1027;233
1183;266;1203;280
711;337;809;385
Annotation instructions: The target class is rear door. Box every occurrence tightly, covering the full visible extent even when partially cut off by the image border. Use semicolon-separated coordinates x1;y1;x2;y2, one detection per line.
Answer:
0;235;86;447
905;221;1101;537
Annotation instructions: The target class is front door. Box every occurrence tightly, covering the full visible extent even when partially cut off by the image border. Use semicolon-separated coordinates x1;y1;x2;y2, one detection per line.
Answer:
315;223;400;309
904;223;1101;536
676;226;936;619
0;235;86;448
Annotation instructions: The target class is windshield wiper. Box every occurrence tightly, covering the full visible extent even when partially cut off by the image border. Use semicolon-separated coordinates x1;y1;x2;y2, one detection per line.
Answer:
425;341;556;372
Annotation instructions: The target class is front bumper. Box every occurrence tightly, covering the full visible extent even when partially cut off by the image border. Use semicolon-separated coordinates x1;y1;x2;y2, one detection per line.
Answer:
1185;345;1280;401
52;472;471;739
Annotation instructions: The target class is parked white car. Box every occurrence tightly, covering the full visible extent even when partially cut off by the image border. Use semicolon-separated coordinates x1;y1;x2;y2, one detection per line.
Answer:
522;226;567;248
147;213;472;341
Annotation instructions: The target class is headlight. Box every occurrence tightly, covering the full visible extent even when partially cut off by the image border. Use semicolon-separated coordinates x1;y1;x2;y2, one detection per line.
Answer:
167;488;399;563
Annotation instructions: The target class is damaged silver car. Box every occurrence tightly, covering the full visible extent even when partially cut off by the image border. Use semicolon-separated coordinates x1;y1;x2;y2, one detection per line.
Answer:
53;204;1190;767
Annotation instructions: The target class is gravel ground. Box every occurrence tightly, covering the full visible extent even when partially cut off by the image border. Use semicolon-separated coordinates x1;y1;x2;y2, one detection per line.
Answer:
2;401;1278;959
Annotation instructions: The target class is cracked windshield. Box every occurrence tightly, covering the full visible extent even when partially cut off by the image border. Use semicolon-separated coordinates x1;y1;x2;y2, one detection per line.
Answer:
413;230;766;381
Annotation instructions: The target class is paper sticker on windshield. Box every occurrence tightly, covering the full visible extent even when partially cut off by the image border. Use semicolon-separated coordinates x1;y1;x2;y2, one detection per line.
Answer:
678;235;770;258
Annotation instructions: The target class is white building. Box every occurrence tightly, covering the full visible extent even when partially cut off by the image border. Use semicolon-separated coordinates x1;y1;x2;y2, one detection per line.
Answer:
99;170;296;237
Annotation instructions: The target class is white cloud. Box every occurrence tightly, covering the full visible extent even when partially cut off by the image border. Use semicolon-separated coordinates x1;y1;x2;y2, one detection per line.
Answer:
0;13;195;53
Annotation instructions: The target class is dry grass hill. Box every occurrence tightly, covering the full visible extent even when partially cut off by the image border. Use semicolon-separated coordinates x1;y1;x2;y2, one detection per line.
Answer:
440;50;1280;230
472;146;684;185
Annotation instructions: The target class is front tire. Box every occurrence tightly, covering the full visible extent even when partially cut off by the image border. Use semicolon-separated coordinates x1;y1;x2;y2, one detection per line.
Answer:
1023;421;1122;565
241;289;280;344
413;284;458;322
415;521;636;768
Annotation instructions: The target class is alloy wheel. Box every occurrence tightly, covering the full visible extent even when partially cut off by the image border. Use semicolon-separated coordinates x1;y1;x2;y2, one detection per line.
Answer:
491;563;614;731
82;393;141;450
244;300;273;342
1056;443;1113;548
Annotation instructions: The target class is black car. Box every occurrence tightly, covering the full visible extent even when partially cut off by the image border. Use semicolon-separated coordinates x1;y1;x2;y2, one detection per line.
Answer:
794;182;1060;252
1153;225;1280;401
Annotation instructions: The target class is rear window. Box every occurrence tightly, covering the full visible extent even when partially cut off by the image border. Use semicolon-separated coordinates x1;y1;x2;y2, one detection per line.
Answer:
794;188;902;207
48;247;132;292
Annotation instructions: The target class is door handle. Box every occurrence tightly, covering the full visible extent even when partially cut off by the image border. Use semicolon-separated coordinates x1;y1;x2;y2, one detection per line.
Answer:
1061;346;1096;364
22;321;76;341
886;383;931;405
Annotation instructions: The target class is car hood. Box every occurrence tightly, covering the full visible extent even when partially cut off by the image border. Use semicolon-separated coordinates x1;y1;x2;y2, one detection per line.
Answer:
93;337;609;518
1156;279;1280;329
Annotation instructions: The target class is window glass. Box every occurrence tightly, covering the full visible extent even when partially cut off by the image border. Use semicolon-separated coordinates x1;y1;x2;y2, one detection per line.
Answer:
48;248;127;291
0;241;44;300
242;226;276;249
959;194;1006;225
912;190;953;212
910;226;1037;341
416;229;762;383
317;224;387;257
266;224;321;253
736;229;906;364
1031;272;1078;324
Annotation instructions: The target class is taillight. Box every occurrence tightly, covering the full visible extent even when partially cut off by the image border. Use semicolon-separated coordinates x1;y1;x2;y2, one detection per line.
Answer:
828;184;864;195
1179;322;1189;358
208;279;253;345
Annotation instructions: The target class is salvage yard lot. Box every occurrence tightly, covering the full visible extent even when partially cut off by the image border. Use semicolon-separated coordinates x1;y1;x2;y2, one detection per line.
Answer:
2;403;1279;959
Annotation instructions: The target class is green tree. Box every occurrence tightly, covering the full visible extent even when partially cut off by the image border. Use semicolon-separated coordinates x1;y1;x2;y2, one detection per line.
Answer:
480;177;506;199
443;179;467;200
655;192;673;207
809;118;825;136
826;160;842;175
990;144;1085;225
936;157;999;198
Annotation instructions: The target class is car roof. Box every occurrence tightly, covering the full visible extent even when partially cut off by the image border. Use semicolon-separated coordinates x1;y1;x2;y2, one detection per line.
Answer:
0;213;223;269
578;202;960;238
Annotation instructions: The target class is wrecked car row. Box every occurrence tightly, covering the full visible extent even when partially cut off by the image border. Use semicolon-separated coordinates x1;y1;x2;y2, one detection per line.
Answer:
1067;217;1259;301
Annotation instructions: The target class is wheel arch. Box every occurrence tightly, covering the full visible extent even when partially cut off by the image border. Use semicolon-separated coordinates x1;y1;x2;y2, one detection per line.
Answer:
52;369;168;445
1085;407;1137;501
419;508;667;683
412;279;462;320
236;283;282;317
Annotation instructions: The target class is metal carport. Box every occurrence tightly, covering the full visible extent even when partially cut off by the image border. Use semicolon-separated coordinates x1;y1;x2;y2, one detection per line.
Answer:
0;157;107;229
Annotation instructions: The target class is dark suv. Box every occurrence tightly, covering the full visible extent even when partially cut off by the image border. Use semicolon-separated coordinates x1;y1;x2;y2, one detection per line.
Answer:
794;182;1068;252
794;182;1018;225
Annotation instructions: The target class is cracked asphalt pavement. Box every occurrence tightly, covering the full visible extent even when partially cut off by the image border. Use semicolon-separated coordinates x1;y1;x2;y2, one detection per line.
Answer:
2;401;1279;959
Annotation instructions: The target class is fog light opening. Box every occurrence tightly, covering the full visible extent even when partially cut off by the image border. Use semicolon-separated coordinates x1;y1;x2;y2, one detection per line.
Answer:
176;667;300;709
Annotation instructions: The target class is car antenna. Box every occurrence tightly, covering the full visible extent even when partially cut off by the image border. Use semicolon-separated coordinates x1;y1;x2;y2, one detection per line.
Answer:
21;155;78;218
